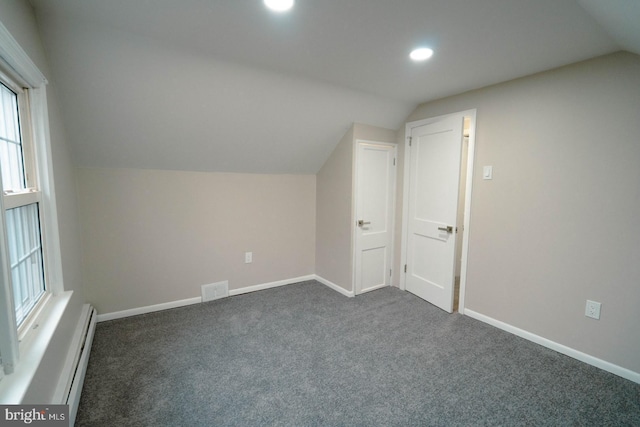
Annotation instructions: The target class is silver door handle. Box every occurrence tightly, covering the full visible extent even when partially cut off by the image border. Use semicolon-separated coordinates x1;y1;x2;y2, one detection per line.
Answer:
358;220;371;227
438;226;453;233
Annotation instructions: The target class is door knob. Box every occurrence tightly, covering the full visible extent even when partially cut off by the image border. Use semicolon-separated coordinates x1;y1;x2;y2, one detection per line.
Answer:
358;220;371;227
438;225;453;233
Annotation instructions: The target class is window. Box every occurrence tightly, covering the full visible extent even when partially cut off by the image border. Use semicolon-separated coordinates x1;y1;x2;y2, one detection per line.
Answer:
0;21;62;376
6;204;46;326
1;81;47;329
0;82;27;191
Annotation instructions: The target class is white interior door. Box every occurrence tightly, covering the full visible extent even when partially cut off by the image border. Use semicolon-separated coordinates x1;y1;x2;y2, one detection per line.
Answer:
354;141;396;295
405;114;463;312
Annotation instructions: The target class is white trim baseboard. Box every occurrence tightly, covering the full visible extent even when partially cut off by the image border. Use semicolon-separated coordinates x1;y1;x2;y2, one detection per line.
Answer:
314;275;354;297
228;275;315;296
97;275;317;322
96;297;202;322
464;309;640;385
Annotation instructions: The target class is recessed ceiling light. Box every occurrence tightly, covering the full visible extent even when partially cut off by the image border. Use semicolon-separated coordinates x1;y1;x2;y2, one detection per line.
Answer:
410;48;434;61
264;0;295;12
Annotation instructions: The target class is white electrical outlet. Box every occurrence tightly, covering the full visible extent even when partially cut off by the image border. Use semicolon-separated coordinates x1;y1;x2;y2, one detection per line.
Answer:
585;300;601;320
245;252;253;263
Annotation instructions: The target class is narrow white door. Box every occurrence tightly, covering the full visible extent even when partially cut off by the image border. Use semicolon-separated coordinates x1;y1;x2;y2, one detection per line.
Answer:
405;115;463;312
354;141;396;295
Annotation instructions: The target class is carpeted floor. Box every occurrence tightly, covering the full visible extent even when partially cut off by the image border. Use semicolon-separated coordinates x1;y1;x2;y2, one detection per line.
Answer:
76;281;640;426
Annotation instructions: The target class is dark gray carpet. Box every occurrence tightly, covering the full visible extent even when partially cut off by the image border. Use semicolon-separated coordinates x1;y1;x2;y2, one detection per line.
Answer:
76;281;640;426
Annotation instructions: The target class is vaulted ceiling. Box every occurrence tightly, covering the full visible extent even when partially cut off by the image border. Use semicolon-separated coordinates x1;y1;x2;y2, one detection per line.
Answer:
28;0;638;174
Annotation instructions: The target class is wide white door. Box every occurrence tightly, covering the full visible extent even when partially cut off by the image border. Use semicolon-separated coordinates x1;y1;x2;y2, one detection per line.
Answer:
405;115;463;312
354;141;396;295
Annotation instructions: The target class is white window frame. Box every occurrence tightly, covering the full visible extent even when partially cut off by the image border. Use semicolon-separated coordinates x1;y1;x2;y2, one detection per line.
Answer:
1;76;47;334
0;21;64;375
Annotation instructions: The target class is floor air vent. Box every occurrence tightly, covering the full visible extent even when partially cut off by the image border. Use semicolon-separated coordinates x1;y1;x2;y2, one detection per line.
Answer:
201;281;229;302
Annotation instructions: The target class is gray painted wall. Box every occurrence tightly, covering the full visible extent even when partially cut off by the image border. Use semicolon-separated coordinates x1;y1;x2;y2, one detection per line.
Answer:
76;168;316;314
315;123;397;293
315;126;355;292
402;51;640;373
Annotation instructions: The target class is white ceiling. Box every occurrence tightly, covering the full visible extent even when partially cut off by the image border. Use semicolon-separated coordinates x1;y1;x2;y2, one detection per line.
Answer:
28;0;636;174
577;0;640;56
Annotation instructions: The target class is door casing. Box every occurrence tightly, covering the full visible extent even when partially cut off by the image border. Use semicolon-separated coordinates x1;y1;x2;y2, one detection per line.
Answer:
400;110;477;313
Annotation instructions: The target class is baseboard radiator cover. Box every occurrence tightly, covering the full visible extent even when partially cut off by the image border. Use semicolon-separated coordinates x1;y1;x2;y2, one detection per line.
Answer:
55;304;97;425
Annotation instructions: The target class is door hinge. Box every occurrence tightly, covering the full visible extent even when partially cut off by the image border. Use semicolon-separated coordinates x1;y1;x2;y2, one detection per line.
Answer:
389;269;392;277
404;264;407;273
408;136;412;146
393;157;396;166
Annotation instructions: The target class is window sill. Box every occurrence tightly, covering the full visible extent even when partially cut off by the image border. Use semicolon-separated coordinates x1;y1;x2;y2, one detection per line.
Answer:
0;291;73;403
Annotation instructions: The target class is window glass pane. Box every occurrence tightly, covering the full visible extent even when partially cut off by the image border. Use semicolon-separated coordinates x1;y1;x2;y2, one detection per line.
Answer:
5;203;45;326
0;83;26;192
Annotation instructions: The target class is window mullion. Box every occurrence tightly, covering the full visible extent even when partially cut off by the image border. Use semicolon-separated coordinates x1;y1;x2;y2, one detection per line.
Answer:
10;243;40;269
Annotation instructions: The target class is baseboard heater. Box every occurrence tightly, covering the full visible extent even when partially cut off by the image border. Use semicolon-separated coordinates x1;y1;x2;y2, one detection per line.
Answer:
56;304;97;426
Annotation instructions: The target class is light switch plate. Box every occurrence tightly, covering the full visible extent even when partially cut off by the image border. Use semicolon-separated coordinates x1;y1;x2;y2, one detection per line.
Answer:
483;165;493;180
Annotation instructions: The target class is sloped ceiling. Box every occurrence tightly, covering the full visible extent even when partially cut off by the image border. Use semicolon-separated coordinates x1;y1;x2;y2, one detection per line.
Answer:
577;0;640;56
27;0;631;174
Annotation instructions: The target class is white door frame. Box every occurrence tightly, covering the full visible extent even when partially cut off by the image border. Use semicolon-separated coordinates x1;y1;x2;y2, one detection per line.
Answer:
352;139;397;295
400;109;476;313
